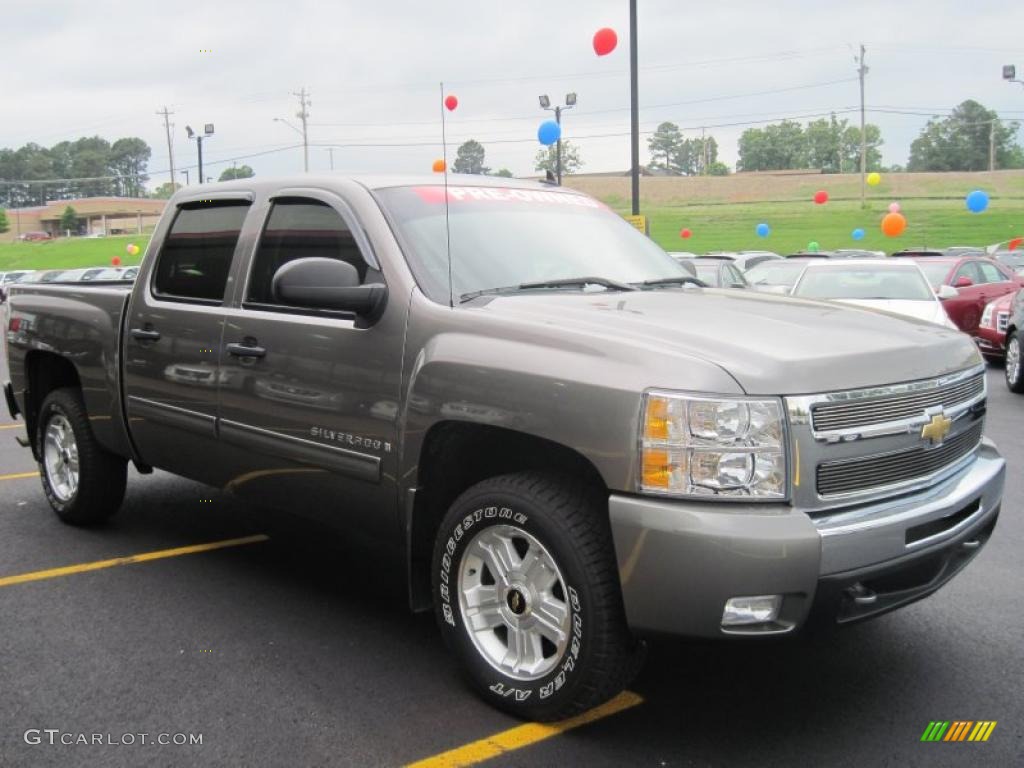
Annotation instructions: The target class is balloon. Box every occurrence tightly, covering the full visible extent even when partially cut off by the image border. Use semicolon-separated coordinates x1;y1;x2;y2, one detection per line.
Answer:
965;189;989;213
111;256;122;266
679;228;692;239
537;119;561;146
1009;237;1023;251
432;158;446;173
592;27;618;56
852;228;865;241
866;172;881;186
813;190;829;205
881;212;907;237
444;94;458;111
807;241;820;252
755;222;770;238
888;202;900;214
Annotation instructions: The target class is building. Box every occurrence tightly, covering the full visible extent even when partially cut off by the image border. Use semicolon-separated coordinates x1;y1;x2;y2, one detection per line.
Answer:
0;197;166;243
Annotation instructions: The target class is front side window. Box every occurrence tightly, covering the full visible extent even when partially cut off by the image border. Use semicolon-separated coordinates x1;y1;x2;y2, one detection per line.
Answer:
153;201;250;302
954;262;983;285
246;198;378;306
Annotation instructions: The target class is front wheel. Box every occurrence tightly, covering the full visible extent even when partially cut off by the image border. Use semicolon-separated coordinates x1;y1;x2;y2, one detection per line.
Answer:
432;471;639;721
1007;332;1024;393
37;388;127;525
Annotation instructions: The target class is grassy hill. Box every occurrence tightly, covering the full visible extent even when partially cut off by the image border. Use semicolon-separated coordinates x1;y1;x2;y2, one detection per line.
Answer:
0;235;149;271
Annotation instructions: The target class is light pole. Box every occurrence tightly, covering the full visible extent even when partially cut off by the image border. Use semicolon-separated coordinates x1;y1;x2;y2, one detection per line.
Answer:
538;92;576;185
185;124;214;184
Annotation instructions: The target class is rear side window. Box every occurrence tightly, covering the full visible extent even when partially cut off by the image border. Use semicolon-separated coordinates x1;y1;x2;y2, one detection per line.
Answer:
246;198;377;306
977;261;1006;283
153;201;250;302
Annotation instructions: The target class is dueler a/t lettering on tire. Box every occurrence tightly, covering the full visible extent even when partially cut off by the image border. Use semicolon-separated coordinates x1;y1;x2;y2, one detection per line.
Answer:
432;471;638;721
36;388;127;526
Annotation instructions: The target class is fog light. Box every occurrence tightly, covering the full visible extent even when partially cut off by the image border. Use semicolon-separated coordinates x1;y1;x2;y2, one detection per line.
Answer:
722;595;782;626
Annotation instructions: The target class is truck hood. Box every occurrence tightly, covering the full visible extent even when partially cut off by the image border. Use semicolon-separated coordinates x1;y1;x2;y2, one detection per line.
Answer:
833;298;957;329
473;288;982;395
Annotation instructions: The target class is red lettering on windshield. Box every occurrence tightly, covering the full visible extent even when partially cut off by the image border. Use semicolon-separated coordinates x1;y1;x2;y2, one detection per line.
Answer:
412;186;602;208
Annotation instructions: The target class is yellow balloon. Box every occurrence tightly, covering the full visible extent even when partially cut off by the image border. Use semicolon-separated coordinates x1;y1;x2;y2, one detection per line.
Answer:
866;172;881;187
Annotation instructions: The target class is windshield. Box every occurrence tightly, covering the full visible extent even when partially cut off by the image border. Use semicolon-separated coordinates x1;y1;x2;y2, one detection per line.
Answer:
744;260;807;287
794;264;934;301
693;264;721;285
375;185;688;302
912;260;954;288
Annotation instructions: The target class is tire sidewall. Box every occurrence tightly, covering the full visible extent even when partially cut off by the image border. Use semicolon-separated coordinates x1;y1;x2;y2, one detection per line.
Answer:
37;395;79;515
1007;333;1023;392
433;489;594;715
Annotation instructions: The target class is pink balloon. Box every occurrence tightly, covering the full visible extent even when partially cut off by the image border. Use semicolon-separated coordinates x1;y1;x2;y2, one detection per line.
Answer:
888;202;900;213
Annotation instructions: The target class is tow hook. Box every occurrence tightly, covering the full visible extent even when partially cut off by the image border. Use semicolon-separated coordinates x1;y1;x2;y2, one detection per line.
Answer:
845;582;878;606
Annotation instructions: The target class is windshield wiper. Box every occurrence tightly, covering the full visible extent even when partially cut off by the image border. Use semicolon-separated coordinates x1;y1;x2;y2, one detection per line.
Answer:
636;276;707;288
460;276;638;303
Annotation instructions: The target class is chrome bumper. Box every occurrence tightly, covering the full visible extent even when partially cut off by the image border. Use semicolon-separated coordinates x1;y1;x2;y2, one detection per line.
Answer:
609;439;1005;637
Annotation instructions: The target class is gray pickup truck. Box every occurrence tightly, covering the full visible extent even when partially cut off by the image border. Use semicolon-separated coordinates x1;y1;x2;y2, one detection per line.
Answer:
2;176;1005;721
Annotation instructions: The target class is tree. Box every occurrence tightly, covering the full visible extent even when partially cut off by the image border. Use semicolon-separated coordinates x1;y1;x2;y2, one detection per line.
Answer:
493;168;513;177
109;137;151;197
218;165;255;181
707;161;730;176
151;182;181;199
737;121;807;171
908;100;1023;171
534;140;583;176
60;205;78;233
452;140;488;174
840;124;883;172
647;122;683;171
0;208;9;234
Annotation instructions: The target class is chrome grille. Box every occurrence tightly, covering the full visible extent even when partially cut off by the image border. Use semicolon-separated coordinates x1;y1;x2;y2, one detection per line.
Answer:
997;313;1010;333
816;420;983;496
811;373;984;432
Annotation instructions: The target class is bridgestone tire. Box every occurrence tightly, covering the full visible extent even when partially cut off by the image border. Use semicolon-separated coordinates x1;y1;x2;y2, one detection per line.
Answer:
36;388;127;525
1006;332;1024;393
432;471;640;721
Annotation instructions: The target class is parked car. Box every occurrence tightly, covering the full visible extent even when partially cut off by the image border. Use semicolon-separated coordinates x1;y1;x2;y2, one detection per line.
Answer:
975;292;1016;361
679;256;748;288
943;246;985;257
790;260;957;328
899;255;1024;334
703;251;781;272
744;257;821;294
18;231;52;242
4;175;1005;721
831;249;885;259
992;250;1024;273
1004;289;1024;392
892;248;945;258
0;271;35;303
16;269;66;284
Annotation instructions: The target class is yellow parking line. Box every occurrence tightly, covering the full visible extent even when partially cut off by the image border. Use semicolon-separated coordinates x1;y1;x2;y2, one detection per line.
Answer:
0;471;38;481
0;423;25;430
0;534;270;588
405;690;644;768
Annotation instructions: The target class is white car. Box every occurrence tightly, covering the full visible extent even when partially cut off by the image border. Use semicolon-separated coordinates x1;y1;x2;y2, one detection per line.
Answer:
790;259;958;329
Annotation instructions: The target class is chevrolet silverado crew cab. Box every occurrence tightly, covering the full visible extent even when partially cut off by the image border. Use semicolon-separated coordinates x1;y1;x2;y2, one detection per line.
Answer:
2;176;1005;720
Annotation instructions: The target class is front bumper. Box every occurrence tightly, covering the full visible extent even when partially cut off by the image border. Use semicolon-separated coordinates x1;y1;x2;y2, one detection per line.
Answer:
609;439;1005;637
973;327;1005;357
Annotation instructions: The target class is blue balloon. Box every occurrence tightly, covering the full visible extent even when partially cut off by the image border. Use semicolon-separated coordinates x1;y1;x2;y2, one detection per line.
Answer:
965;189;989;213
755;222;770;238
537;120;561;146
852;228;865;241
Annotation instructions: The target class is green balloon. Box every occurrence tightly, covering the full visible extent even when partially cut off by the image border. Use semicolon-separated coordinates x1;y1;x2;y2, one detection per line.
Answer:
807;241;820;252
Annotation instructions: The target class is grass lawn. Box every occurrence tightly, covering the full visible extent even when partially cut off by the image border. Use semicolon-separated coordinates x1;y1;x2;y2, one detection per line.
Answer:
616;198;1024;255
0;235;150;271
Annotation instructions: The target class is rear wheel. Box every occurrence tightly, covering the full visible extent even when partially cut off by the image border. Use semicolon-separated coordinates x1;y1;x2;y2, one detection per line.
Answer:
37;388;127;525
1006;332;1024;393
432;471;640;721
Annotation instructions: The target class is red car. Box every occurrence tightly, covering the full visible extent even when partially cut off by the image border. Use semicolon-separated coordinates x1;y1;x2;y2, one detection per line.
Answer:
902;256;1024;334
975;291;1017;360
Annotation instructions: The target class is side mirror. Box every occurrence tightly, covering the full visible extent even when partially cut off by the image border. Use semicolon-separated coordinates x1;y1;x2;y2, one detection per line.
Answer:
271;257;387;317
937;284;960;300
954;276;974;288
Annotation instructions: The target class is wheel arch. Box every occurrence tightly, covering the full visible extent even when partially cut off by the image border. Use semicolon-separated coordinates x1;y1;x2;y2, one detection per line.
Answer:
23;351;82;459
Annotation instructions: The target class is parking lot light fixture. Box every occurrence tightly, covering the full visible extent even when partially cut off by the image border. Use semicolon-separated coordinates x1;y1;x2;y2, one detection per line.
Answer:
185;124;212;184
538;93;576;185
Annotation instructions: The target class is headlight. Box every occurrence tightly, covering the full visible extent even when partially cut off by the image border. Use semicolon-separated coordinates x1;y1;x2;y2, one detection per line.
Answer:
981;304;994;327
640;392;787;499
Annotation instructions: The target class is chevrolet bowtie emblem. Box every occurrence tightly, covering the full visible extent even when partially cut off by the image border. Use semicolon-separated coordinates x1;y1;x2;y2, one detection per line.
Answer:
921;413;952;445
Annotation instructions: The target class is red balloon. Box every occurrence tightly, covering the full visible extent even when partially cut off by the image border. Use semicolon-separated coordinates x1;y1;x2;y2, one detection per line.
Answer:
111;255;122;266
593;27;618;56
680;228;692;239
1009;237;1023;251
813;190;829;205
444;94;458;111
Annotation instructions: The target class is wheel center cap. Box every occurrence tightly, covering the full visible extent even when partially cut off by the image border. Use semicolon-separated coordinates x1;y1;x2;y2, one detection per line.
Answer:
506;587;528;616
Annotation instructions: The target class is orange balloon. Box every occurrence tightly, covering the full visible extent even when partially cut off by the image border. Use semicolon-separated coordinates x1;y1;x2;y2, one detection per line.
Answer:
881;212;907;237
432;159;446;173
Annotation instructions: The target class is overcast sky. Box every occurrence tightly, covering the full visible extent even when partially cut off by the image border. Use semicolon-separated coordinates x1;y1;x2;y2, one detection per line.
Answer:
3;0;1023;187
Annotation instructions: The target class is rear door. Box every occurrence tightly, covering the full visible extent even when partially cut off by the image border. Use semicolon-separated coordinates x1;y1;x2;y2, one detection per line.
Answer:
976;260;1017;303
123;198;251;485
216;190;406;538
948;261;986;332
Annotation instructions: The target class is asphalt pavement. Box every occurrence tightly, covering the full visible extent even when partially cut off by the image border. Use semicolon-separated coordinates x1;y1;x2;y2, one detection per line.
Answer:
0;354;1021;768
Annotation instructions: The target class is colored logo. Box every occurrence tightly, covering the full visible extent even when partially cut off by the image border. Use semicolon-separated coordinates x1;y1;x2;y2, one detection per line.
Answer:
921;721;997;742
920;412;952;446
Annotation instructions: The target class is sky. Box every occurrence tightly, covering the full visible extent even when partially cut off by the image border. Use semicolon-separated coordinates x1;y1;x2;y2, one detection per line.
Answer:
3;0;1024;189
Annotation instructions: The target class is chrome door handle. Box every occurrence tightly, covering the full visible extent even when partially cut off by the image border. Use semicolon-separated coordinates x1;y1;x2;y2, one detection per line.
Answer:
130;328;161;341
226;342;266;358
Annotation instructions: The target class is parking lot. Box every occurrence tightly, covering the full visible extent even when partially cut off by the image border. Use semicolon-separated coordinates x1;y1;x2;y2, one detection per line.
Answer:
0;352;1020;767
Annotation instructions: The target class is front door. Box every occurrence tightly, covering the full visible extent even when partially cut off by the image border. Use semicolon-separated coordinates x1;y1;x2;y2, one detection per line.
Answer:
123;199;251;485
216;192;406;540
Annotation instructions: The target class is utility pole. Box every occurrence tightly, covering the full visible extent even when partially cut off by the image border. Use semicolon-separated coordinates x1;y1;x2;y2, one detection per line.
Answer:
294;87;311;172
989;119;996;171
157;107;176;191
629;0;640;214
857;44;868;208
328;148;334;170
